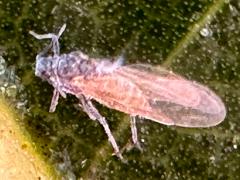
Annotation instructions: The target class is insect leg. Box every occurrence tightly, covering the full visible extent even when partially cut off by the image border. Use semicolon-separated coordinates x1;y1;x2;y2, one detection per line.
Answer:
130;116;142;150
78;95;123;160
49;89;60;112
77;98;97;121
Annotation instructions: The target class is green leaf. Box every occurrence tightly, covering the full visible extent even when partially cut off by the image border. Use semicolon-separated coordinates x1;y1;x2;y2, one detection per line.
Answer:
0;0;239;179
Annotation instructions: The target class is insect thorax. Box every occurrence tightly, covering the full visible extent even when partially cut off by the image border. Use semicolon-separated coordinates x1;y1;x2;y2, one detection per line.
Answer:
57;51;96;78
35;51;97;81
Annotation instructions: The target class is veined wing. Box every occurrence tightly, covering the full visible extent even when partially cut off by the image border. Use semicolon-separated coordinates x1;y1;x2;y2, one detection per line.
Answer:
70;64;226;127
117;64;226;127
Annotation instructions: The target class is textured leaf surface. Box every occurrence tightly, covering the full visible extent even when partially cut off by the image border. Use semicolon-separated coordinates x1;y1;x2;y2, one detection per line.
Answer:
0;0;239;179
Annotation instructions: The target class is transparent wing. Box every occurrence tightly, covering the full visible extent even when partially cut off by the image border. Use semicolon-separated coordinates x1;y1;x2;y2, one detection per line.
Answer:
117;64;226;127
71;64;226;127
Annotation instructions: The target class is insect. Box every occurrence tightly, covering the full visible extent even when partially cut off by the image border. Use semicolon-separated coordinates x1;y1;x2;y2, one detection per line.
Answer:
29;24;226;160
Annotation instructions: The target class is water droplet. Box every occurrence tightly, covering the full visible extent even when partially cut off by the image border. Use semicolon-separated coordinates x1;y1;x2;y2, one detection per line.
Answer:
233;144;237;149
200;27;213;37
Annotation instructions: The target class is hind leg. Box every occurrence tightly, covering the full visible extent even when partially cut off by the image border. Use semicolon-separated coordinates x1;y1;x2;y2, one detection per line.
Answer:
130;116;142;150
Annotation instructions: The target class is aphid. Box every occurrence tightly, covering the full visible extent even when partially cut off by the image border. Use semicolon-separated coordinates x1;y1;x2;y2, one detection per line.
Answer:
29;24;226;160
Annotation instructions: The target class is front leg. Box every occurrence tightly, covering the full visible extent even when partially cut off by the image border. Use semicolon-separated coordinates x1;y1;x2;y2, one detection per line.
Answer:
49;86;67;112
49;89;60;112
78;95;123;160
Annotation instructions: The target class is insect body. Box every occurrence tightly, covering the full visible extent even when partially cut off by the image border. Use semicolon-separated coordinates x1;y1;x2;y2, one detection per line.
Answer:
30;24;226;160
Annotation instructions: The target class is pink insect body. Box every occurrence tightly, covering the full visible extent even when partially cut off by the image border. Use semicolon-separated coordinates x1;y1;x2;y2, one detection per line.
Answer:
29;24;226;160
71;64;226;128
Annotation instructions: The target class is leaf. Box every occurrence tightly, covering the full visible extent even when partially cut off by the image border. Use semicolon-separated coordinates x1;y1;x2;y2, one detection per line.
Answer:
0;0;240;179
0;98;59;179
